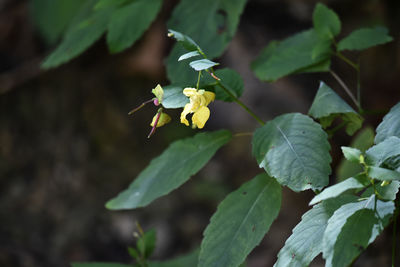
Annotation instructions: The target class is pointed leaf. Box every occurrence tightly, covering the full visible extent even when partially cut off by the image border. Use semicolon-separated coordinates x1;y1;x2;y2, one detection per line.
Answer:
189;59;219;71
362;181;400;201
375;102;400;143
322;196;394;267
368;166;400;181
251;29;331;82
312;3;341;39
309;82;363;135
252;113;331;191
309;177;364;205
338;26;393;51
199;173;281;267
161;85;188;109
178;51;201;61
166;0;247;84
137;229;156;258
274;195;357;267
106;130;232;210
106;0;162;53
366;136;400;168
341;147;362;163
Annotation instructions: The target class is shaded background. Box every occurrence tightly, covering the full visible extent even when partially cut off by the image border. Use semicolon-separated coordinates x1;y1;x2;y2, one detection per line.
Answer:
1;0;400;266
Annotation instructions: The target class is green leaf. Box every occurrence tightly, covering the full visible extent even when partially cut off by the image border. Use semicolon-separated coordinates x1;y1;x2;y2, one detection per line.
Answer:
178;51;201;61
106;130;232;210
189;59;219;71
251;29;331;82
338;26;393;51
368;166;400;181
166;0;247;84
366;136;400;168
274;195;357;267
309;177;365;205
30;0;86;45
161;86;189;109
42;0;114;69
362;181;400;201
337;127;375;181
137;229;156;258
322;196;395;267
202;68;244;102
106;0;162;53
252;113;331;191
309;82;363;135
312;3;341;39
199;173;281;267
71;263;131;267
148;249;199;267
311;39;332;61
168;29;200;52
375;102;400;144
127;247;139;260
341;147;362;163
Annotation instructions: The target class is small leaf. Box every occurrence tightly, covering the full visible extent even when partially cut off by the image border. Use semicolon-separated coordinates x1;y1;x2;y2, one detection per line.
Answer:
312;3;341;39
309;177;365;205
161;86;189;109
148;249;199;267
338;26;393;51
337;127;375;181
341;147;362;163
178;51;201;61
274;195;358;267
137;229;156;258
375;102;400;144
309;82;363;135
368;166;400;181
322;196;394;267
127;247;139;260
252;113;331;191
106;0;162;53
168;29;200;52
106;130;232;209
199;173;282;267
251;29;331;82
189;59;219;71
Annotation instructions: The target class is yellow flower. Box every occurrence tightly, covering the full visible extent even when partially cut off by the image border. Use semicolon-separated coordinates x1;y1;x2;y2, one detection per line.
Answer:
180;88;215;129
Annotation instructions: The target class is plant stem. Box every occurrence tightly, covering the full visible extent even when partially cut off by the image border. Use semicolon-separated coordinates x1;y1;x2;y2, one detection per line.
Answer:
336;51;360;72
196;71;202;90
216;80;265;125
392;199;400;267
233;132;253;137
329;70;360;110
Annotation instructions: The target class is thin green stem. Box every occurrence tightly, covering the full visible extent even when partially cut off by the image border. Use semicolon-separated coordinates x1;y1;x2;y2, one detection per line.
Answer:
233;132;253;138
336;51;360;72
196;71;202;90
330;70;360;110
216;80;265;125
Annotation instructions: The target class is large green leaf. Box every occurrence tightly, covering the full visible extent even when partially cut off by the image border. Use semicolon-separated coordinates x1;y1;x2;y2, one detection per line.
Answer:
337;127;375;180
367;166;400;181
166;0;247;84
161;85;188;109
338;26;393;51
362;181;400;201
251;29;331;82
252;113;331;191
312;3;341;39
106;0;162;53
309;177;365;205
274;195;357;267
106;130;232;210
322;196;395;267
42;0;114;69
308;82;362;135
30;0;86;44
199;173;281;267
366;136;400;168
375;102;400;144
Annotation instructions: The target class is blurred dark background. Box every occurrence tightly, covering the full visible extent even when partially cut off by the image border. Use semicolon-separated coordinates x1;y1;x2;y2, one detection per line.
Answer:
0;0;399;266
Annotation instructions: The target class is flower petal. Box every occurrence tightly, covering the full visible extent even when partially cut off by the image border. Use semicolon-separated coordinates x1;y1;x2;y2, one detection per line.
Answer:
180;103;192;126
203;91;215;106
183;88;197;97
151;84;164;103
192;106;210;129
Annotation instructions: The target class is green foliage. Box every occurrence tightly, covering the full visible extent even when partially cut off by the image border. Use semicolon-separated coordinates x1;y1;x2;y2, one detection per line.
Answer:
166;0;247;84
161;86;188;109
189;59;219;71
106;130;231;210
148;250;199;267
274;195;358;267
322;196;394;267
30;0;85;44
199;173;281;267
71;264;131;267
312;3;341;39
366;136;400;167
308;82;362;135
251;30;331;82
375;102;400;143
252;113;331;191
341;147;362;163
338;26;393;51
202;68;244;102
106;0;162;53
